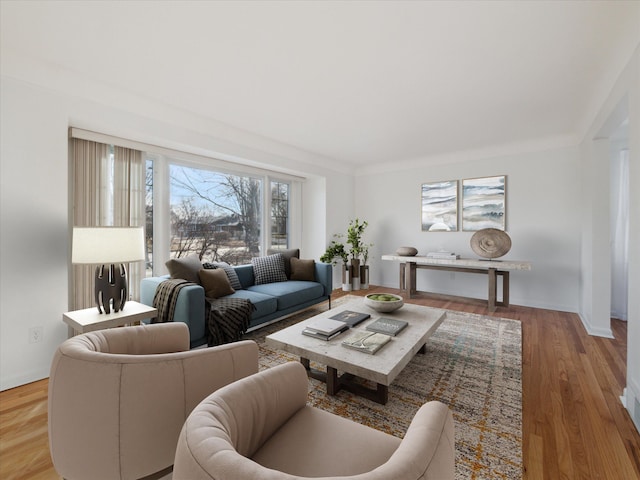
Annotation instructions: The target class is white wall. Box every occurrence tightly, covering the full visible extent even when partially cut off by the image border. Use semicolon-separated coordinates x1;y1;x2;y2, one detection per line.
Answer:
355;147;581;312
0;69;350;390
578;45;640;431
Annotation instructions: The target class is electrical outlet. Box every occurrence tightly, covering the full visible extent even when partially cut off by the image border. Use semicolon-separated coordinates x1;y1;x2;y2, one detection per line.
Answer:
29;326;43;344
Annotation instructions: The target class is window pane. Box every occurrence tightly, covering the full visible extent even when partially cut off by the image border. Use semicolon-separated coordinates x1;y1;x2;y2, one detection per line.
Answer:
145;159;153;276
270;180;289;249
169;165;262;265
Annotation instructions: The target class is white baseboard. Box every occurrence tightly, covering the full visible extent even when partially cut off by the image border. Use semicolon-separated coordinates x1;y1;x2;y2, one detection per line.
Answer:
0;367;49;392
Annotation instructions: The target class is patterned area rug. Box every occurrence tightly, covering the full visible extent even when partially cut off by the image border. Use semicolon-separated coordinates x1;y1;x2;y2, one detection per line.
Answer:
244;297;522;480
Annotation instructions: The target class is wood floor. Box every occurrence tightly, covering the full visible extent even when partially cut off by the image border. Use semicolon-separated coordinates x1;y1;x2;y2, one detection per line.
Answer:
1;286;639;480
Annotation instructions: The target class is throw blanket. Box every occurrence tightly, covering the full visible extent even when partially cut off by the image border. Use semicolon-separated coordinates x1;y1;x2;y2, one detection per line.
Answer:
151;279;196;324
207;297;255;346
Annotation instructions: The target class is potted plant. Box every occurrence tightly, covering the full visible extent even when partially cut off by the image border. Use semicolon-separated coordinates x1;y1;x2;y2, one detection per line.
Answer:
320;219;371;291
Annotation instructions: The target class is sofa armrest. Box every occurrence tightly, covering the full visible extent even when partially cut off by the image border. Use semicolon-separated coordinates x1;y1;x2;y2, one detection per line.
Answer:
140;276;206;347
315;262;333;295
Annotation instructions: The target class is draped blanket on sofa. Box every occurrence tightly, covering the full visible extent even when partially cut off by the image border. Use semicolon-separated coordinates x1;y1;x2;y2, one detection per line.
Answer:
206;297;255;346
152;279;195;324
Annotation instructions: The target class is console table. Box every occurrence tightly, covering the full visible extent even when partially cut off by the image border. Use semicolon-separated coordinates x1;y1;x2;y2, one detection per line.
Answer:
381;255;532;312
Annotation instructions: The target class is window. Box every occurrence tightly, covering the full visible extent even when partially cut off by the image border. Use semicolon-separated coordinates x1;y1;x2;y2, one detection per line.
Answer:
146;156;293;273
270;181;289;249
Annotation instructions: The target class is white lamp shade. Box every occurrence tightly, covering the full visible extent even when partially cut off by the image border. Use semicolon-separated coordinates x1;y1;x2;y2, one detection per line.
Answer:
72;227;146;264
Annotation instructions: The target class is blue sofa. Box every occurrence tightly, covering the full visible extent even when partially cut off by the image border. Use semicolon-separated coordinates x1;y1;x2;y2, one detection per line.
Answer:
140;262;333;348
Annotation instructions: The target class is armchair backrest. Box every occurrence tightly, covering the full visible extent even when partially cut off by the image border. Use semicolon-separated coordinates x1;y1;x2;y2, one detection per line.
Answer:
49;323;259;480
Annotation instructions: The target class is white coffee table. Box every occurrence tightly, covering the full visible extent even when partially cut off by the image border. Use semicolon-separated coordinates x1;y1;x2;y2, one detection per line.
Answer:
265;296;446;404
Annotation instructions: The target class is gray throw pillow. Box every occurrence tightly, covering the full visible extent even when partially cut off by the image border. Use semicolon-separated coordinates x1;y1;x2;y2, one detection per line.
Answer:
252;253;288;285
165;255;202;284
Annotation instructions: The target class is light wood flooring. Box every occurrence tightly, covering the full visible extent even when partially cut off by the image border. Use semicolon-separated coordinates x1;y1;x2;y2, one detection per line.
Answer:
1;286;639;479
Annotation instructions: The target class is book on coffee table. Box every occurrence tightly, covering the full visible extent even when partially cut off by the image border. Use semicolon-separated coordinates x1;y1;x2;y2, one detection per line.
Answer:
329;310;371;327
305;317;348;336
366;317;408;336
302;325;348;341
342;331;392;355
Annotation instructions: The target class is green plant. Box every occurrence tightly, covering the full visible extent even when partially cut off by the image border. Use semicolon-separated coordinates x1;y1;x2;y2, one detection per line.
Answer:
320;240;348;264
320;219;371;264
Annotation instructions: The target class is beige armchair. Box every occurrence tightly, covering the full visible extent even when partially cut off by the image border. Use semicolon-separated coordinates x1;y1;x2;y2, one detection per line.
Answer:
174;361;455;480
48;322;258;480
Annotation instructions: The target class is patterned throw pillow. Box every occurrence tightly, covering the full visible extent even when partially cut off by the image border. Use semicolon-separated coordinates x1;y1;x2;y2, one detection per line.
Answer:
251;253;288;285
290;257;316;281
267;248;300;279
198;268;235;299
202;262;243;290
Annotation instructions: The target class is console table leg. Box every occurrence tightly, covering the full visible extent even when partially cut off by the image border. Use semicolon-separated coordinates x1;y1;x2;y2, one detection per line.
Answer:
503;271;510;307
488;268;497;312
405;262;417;298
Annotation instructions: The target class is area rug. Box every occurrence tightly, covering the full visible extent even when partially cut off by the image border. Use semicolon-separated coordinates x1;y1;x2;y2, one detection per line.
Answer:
244;297;523;480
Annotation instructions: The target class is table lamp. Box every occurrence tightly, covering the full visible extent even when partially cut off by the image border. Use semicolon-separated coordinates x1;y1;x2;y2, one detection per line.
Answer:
72;226;146;314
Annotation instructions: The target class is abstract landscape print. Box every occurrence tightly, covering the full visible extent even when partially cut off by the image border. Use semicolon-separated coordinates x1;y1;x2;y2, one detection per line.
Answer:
462;175;506;231
421;180;458;231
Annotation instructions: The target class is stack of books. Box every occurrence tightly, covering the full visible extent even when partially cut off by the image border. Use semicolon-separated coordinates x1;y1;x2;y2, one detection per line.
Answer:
329;310;371;327
426;251;460;259
302;317;349;341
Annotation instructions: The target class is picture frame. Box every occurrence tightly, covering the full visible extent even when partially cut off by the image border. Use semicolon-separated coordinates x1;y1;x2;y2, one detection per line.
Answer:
462;175;506;231
421;180;458;231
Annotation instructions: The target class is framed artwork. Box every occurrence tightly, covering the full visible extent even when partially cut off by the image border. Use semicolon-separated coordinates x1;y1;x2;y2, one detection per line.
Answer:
462;175;506;231
421;180;458;231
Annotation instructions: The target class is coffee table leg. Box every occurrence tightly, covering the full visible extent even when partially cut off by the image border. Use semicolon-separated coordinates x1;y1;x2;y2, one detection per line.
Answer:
300;357;310;370
377;383;389;404
418;344;427;354
327;366;339;395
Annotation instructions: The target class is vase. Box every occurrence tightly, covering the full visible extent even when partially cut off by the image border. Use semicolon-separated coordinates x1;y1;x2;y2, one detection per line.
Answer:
360;265;369;289
350;259;360;291
342;264;352;292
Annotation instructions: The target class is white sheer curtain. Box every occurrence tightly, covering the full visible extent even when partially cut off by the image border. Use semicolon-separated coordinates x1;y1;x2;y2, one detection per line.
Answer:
71;138;144;310
611;148;629;321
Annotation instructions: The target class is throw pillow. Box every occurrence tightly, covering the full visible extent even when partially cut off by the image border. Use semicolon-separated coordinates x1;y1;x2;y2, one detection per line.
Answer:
199;268;235;299
251;253;288;285
202;262;243;290
165;255;202;284
290;257;316;281
267;248;300;279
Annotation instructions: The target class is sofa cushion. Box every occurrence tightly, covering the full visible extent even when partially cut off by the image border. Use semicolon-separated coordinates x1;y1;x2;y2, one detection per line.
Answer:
166;255;201;284
248;281;324;311
199;268;235;299
228;290;278;319
290;258;315;281
267;248;300;279
203;262;243;290
251;254;288;285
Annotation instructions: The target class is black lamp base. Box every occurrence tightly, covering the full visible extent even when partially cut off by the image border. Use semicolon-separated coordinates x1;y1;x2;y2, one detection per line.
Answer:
94;264;128;314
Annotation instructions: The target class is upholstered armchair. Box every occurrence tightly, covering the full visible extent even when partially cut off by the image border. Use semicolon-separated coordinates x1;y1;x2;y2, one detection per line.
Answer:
174;361;455;480
48;322;259;480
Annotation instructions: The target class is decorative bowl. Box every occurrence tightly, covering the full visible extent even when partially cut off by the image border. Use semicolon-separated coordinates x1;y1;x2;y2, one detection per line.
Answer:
364;293;404;313
396;246;418;256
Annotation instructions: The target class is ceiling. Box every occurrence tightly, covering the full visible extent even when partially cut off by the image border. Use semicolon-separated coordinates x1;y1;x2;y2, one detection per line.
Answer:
2;1;639;168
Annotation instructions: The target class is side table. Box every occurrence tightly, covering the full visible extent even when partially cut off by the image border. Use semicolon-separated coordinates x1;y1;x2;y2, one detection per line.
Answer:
63;300;158;336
